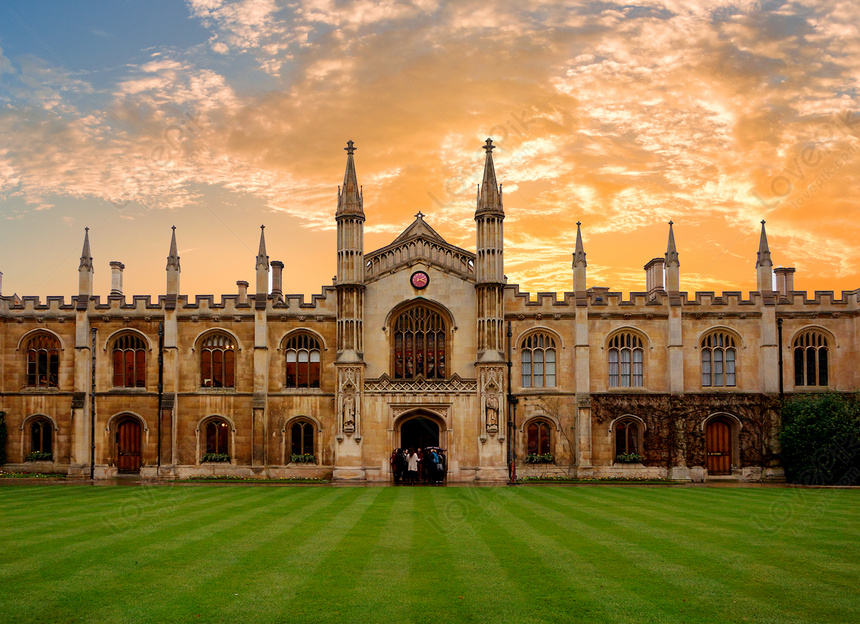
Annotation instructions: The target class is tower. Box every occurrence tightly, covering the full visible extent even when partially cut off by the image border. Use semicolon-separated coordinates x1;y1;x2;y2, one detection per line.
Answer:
166;226;180;297
334;140;365;474
78;227;93;299
756;220;773;293
474;138;507;474
572;221;587;294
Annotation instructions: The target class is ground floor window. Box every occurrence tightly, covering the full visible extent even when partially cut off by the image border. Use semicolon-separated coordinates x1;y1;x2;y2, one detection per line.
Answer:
290;420;315;461
28;418;53;460
614;419;642;461
205;419;230;456
526;420;552;457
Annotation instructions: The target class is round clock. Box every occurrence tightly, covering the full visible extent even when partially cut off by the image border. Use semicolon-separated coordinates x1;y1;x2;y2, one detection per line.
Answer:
410;271;429;289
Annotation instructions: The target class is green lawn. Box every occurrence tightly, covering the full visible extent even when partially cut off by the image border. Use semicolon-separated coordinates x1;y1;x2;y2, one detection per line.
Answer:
0;484;858;624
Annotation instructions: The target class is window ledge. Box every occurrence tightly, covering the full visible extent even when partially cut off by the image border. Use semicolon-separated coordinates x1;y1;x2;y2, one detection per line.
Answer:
281;387;325;394
605;387;648;393
107;387;150;394
21;387;60;394
197;387;237;394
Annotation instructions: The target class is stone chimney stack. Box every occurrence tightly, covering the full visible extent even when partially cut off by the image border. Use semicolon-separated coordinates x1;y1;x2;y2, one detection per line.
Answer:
644;258;665;296
110;261;125;296
774;267;796;298
236;280;249;305
271;261;284;301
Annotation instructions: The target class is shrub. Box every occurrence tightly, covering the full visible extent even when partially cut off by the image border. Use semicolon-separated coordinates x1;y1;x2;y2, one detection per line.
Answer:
615;453;644;464
290;453;316;464
202;453;230;463
25;451;53;462
779;393;860;485
524;453;554;464
0;412;6;465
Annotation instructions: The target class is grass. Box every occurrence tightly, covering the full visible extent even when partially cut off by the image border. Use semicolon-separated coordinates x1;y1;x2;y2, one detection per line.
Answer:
0;485;858;624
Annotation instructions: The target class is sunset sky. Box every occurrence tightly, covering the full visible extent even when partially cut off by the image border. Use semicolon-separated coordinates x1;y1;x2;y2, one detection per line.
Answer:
1;0;858;300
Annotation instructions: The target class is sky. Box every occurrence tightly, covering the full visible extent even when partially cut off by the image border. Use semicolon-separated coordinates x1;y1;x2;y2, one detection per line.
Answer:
0;0;858;301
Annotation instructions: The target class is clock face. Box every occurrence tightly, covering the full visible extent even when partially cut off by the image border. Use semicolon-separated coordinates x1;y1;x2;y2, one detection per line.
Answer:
410;271;429;289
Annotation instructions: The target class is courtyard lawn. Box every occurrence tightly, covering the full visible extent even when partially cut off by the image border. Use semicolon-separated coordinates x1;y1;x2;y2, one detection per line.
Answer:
0;485;858;624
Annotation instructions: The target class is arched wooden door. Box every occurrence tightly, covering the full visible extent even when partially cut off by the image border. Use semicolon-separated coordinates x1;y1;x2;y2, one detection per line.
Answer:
706;418;732;475
116;418;142;473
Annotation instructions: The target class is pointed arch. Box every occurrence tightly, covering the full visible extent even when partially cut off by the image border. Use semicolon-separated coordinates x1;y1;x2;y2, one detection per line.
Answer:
16;329;66;352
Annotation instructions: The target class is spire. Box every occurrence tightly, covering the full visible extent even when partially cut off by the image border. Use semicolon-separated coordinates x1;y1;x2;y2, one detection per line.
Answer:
476;138;503;216
665;220;679;266
256;225;269;270
755;220;772;267
166;226;180;270
337;140;364;217
79;227;93;271
573;221;587;267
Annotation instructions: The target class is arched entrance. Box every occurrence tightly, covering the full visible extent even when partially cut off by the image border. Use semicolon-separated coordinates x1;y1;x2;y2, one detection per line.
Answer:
705;417;733;475
400;416;440;450
116;417;142;473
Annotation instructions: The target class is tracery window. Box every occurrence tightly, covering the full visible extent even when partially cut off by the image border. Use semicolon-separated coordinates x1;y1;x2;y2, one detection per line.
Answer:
392;306;446;380
285;334;321;388
26;333;60;388
608;332;644;388
701;331;737;387
793;330;828;387
521;333;557;388
112;333;146;388
290;420;315;458
205;418;230;455
615;419;641;456
200;333;235;388
30;418;53;456
526;419;552;456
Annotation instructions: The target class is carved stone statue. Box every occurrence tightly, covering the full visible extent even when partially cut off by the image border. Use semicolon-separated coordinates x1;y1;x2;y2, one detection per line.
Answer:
343;392;356;433
485;393;499;432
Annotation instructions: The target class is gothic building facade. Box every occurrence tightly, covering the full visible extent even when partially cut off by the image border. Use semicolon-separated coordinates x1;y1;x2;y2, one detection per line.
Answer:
2;140;858;481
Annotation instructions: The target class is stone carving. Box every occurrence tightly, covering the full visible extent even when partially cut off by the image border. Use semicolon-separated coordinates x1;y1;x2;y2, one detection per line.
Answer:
485;393;499;433
337;366;363;437
365;373;476;394
478;367;505;437
342;392;356;434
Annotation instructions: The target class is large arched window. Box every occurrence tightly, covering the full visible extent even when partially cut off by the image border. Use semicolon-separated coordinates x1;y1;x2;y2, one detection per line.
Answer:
26;333;60;388
701;331;737;387
285;334;321;388
112;333;146;388
608;332;644;388
200;333;235;388
614;419;641;456
205;418;230;455
526;419;552;456
290;420;315;459
521;333;557;388
29;418;53;458
392;305;446;380
793;330;829;387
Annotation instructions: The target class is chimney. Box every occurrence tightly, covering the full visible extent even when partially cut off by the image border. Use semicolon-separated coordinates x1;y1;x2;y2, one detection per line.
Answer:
270;261;284;300
236;280;249;305
774;267;796;298
110;261;125;296
644;258;665;296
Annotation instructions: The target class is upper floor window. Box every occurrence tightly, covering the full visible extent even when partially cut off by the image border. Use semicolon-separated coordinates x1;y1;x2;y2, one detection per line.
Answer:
392;305;446;380
112;333;146;388
26;333;59;388
701;331;736;387
794;330;828;387
521;333;557;388
285;334;321;388
201;333;235;388
608;332;643;388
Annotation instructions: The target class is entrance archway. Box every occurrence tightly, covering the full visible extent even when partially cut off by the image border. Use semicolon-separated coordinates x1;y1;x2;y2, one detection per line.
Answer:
400;416;440;450
116;417;142;473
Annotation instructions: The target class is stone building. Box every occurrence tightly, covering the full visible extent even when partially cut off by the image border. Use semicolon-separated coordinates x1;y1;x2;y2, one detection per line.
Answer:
1;139;857;482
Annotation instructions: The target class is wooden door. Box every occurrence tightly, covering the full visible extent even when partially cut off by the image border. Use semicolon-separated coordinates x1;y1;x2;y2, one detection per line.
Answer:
116;419;142;473
706;419;732;475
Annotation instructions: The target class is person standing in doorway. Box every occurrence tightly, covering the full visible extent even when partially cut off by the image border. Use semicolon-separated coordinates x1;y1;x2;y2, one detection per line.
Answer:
406;448;419;484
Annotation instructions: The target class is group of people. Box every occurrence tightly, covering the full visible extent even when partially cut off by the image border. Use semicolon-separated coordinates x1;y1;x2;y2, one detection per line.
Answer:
390;447;447;484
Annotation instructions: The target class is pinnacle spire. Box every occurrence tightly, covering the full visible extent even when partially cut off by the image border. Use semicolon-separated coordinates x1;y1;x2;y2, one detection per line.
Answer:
166;226;180;270
573;221;587;267
256;225;269;270
337;140;364;217
755;220;772;267
78;227;93;271
476;138;503;216
665;220;679;266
